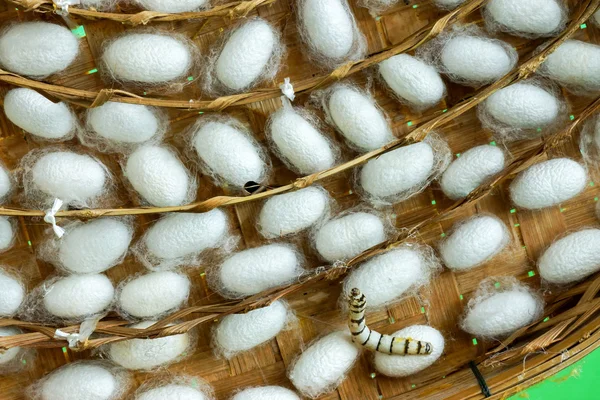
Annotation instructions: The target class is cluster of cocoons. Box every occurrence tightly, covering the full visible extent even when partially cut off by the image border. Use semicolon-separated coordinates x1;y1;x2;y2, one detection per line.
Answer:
136;0;209;12
439;215;510;271
440;145;505;200
0;327;24;369
232;386;300;400
288;330;360;398
213;300;289;358
509;158;587;210
0;217;14;253
4;88;76;140
0;22;79;79
484;0;565;37
0;267;24;316
0;164;10;202
136;381;212;400
541;40;600;92
258;187;330;239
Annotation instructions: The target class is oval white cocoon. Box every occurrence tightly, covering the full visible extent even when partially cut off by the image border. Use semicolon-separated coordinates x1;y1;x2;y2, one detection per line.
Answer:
441;36;515;84
214;300;288;358
269;107;336;174
58;218;133;274
379;54;445;108
137;0;208;12
87;102;161;145
0;217;14;252
30;151;107;205
219;244;302;297
360;142;435;201
542;40;600;90
103;33;192;83
539;229;600;284
328;86;392;151
43;274;114;319
0;165;10;201
461;289;542;337
0;268;24;316
486;0;564;36
509;158;587;210
301;0;355;60
4;88;75;140
37;362;120;400
0;22;79;78
288;331;360;398
216;19;276;91
258;187;329;238
315;212;385;262
440;145;505;200
374;325;445;377
440;215;509;271
0;327;22;365
108;320;190;370
125;146;191;207
232;386;300;400
137;384;209;400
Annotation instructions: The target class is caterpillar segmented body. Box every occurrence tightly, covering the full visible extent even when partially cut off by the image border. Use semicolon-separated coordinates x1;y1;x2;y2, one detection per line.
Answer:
348;288;432;355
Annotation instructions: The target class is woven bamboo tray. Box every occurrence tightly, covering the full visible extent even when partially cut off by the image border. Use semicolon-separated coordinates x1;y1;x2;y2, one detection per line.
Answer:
1;0;600;399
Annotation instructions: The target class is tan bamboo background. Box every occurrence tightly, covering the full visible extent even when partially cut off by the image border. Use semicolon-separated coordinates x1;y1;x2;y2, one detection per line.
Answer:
1;0;600;399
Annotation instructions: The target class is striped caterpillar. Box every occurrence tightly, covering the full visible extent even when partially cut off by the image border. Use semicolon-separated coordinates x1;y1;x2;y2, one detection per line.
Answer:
348;288;432;355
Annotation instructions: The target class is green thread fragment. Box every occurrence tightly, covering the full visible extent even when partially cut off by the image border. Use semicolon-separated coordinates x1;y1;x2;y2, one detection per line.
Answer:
472;338;478;345
71;25;86;38
528;270;536;277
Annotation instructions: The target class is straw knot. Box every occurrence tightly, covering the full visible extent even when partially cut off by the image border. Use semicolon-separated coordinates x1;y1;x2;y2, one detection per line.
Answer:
293;174;318;189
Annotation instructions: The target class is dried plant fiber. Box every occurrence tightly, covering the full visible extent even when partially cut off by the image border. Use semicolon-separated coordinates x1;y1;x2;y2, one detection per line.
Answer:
42;274;114;320
231;386;300;400
0;327;23;365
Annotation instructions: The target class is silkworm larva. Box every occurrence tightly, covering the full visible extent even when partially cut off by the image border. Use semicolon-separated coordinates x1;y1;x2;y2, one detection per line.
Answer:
348;288;432;355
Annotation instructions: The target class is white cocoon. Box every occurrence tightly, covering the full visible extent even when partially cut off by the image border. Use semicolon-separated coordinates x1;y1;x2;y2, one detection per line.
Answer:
4;88;75;140
36;362;121;400
58;218;133;274
30;151;107;206
328;86;393;151
441;36;515;84
43;274;114;320
288;331;360;398
136;0;208;12
0;22;79;78
509;158;587;210
539;229;600;284
343;247;434;309
360;142;435;201
118;271;190;318
137;384;209;400
0;327;22;365
232;386;300;400
440;215;510;271
125;145;191;207
214;300;288;358
461;289;542;337
0;216;14;252
483;83;560;129
102;33;192;83
485;0;564;36
0;164;10;201
268;107;336;174
374;325;445;377
0;268;24;316
216;19;276;91
258;187;329;239
315;212;385;262
301;0;355;60
193;121;266;188
108;321;190;370
542;40;600;91
87;102;161;145
440;145;505;200
218;244;303;298
379;54;445;109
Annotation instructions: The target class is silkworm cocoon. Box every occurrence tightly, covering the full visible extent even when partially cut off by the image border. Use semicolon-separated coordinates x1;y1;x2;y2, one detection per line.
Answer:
0;268;24;316
379;54;446;109
192;120;267;188
258;187;330;239
342;246;437;309
434;0;465;9
4;88;76;140
217;244;303;298
43;274;114;320
232;386;300;400
485;0;565;37
118;271;190;318
439;215;510;271
327;85;393;152
538;229;600;284
374;325;445;377
509;158;587;210
0;22;79;79
215;19;279;92
0;164;10;202
315;212;386;262
137;384;210;400
267;106;337;175
124;145;192;207
0;327;23;366
288;331;360;398
102;33;193;84
136;0;209;12
440;145;505;200
541;40;600;92
0;217;14;252
107;321;191;370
